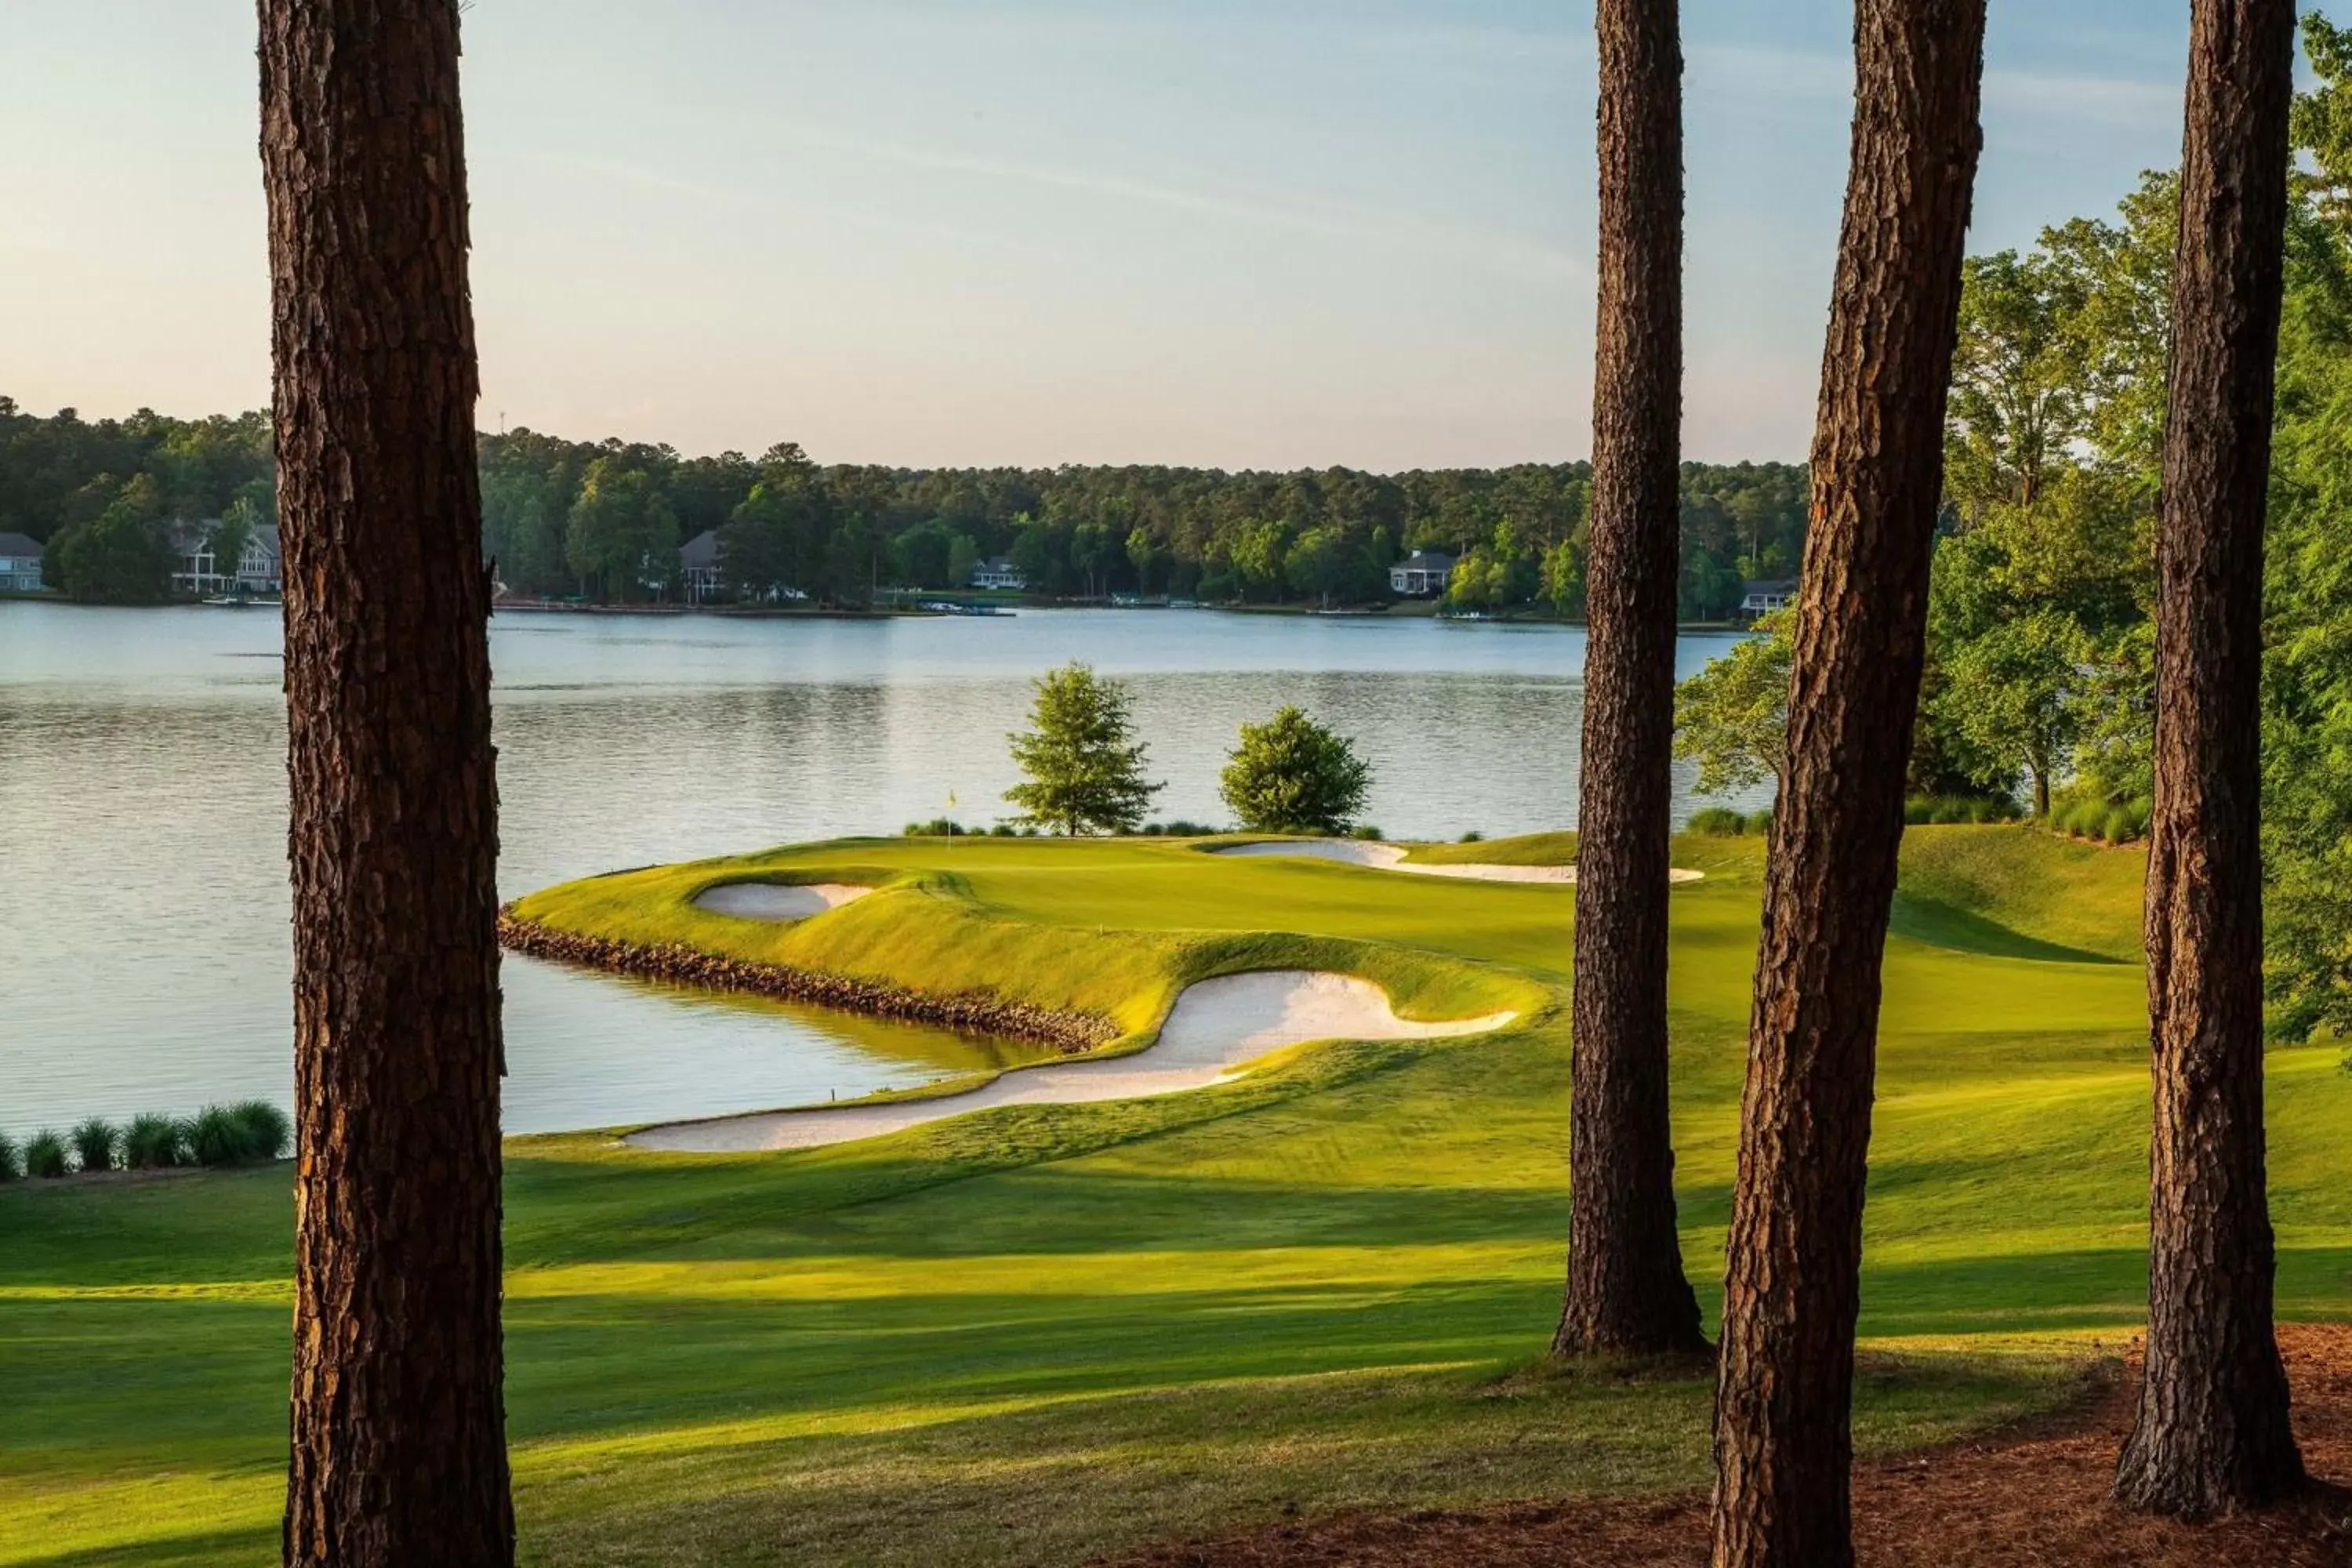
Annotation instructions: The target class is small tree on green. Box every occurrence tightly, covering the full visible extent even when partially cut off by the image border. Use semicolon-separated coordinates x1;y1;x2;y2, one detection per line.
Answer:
1004;662;1162;834
1219;706;1374;834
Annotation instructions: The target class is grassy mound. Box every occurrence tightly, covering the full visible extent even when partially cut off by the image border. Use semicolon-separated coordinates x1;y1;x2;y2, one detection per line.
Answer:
4;826;2346;1567
1400;830;1578;868
1891;824;2146;964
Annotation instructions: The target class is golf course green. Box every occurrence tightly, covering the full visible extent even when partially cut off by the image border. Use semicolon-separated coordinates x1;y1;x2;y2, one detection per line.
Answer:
4;826;2347;1566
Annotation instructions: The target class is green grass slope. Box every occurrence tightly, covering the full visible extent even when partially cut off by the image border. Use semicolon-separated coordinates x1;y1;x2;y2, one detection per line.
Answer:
2;826;2344;1568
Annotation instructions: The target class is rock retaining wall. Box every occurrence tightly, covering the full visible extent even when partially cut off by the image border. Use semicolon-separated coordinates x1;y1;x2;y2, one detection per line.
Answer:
497;913;1119;1053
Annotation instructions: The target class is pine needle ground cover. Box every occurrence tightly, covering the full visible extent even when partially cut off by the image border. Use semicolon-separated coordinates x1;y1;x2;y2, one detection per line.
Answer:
2;826;2343;1566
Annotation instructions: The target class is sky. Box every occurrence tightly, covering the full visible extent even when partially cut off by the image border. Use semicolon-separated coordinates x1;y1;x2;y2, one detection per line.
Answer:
2;1;2202;470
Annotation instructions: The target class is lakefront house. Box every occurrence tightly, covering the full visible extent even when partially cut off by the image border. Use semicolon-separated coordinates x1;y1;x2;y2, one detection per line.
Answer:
1737;579;1796;622
679;530;724;603
1388;550;1455;597
970;557;1027;591
170;521;283;597
0;532;44;593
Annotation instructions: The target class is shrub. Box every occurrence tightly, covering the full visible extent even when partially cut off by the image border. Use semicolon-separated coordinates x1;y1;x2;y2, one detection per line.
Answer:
1904;793;2021;827
989;823;1018;837
177;1102;292;1167
1352;824;1385;840
2047;792;2149;844
902;818;967;837
24;1131;69;1179
230;1101;292;1162
1156;820;1216;837
0;1133;20;1181
1218;706;1374;835
1140;822;1166;836
1743;808;1776;835
71;1118;119;1174
1688;807;1747;836
1459;829;1486;844
124;1112;185;1170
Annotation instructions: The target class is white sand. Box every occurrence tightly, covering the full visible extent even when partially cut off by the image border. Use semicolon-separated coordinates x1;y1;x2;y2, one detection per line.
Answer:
626;970;1517;1153
692;881;872;920
1210;839;1703;884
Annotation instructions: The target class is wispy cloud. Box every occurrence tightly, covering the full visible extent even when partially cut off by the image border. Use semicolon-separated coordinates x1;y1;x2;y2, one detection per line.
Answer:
481;147;1065;262
1983;70;2176;132
775;125;1587;285
1690;42;2176;137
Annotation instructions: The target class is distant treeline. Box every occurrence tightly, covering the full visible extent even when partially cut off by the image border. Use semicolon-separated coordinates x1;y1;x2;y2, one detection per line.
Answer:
0;396;1808;618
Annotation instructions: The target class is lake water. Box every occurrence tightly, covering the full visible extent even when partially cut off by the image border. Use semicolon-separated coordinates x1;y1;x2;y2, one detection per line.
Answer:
0;601;1754;1138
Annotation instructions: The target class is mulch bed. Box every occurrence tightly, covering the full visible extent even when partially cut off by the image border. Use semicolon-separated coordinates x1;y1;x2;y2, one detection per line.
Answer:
1098;1326;2352;1567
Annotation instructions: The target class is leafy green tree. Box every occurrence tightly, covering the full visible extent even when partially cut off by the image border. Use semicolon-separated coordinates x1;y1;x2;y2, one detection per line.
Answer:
948;532;982;588
565;458;677;601
1011;517;1058;591
891;521;955;588
1672;614;1791;795
49;477;172;603
1939;610;2087;815
1124;526;1161;594
1541;536;1586;616
1282;525;1359;608
208;484;267;587
1004;662;1163;834
1945;248;2087;518
1229;519;1290;601
1218;706;1373;833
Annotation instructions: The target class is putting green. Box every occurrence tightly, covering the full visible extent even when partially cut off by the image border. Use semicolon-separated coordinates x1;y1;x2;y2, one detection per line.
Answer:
2;826;2344;1568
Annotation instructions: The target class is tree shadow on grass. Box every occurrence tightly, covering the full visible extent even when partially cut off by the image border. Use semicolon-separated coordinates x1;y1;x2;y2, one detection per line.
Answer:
1889;892;2128;965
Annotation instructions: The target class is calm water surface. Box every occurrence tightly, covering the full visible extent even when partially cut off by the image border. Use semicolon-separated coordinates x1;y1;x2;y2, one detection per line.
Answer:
0;602;1751;1137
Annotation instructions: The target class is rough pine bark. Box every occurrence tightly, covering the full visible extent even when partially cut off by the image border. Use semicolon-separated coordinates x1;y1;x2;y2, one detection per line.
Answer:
260;2;515;1563
1555;0;1706;1362
2114;0;2306;1519
1708;4;1985;1565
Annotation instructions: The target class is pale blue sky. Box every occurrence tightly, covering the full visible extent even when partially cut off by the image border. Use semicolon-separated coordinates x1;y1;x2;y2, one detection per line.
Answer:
3;2;2200;468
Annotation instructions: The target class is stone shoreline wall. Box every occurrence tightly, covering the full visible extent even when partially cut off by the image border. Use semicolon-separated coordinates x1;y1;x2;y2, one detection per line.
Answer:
497;913;1120;1053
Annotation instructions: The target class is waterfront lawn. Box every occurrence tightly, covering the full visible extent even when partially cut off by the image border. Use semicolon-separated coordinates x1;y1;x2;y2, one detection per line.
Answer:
3;826;2347;1566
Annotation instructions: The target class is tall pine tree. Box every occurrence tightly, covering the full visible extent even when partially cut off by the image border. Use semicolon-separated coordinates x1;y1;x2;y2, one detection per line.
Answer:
260;2;515;1562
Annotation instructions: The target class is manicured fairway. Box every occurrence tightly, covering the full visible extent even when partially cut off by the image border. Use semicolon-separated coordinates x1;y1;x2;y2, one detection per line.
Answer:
2;826;2345;1566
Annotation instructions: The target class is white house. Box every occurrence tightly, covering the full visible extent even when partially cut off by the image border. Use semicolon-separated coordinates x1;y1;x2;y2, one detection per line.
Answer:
679;530;724;604
0;532;43;593
168;521;281;596
971;557;1027;591
169;521;225;596
1737;579;1795;622
232;527;282;594
1388;550;1455;597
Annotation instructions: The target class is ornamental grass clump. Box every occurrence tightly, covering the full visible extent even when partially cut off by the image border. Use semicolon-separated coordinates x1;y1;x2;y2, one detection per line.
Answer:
0;1133;19;1181
71;1118;119;1174
184;1102;289;1167
24;1130;70;1179
124;1112;186;1170
1687;807;1748;836
230;1100;292;1161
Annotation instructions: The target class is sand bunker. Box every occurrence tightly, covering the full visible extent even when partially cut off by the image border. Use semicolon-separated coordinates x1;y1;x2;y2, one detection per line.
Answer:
1210;839;1702;885
691;881;872;921
626;969;1517;1153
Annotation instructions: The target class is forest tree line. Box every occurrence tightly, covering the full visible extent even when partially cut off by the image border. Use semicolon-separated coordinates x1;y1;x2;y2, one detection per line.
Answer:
0;399;1809;619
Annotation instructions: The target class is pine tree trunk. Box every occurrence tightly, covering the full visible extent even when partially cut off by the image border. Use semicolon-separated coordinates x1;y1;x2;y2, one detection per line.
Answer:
2114;0;2305;1519
1555;0;1706;1362
1708;4;1985;1564
260;3;515;1564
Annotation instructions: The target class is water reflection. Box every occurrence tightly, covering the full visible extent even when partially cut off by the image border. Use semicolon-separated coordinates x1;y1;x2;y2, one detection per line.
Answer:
0;603;1757;1136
